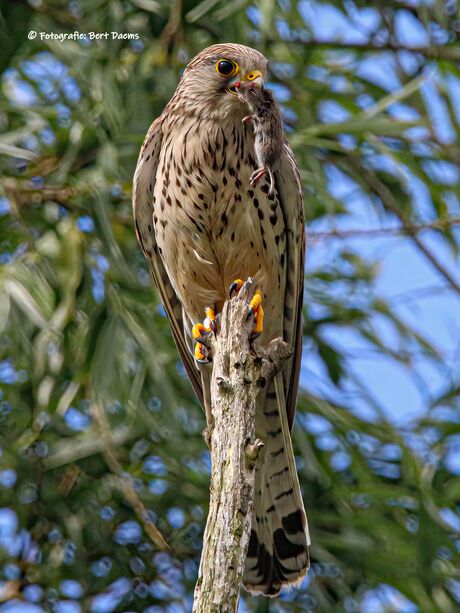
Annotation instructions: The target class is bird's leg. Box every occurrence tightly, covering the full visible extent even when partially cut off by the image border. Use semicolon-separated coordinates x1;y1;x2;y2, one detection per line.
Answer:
203;306;218;335
246;288;264;341
192;322;212;363
192;306;218;364
229;280;264;339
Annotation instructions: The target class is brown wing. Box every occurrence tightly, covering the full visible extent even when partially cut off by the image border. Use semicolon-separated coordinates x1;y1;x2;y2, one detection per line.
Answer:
133;116;204;408
274;140;306;430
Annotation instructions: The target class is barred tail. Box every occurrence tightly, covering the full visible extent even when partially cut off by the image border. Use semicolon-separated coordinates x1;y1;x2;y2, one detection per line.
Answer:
243;375;310;596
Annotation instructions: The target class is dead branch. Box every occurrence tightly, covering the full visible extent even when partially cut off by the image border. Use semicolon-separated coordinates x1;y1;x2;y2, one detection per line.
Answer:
192;279;292;612
269;37;460;62
308;217;460;240
90;400;170;552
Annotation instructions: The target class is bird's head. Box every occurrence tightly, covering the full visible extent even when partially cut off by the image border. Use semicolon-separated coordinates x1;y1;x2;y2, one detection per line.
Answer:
177;43;268;118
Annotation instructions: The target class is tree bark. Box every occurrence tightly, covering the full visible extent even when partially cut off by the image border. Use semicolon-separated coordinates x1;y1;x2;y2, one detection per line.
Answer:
192;279;292;612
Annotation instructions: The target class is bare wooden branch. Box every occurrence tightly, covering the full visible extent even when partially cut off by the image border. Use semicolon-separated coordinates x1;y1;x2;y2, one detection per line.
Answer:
351;163;460;295
308;217;460;240
193;279;292;612
268;37;460;62
2;177;82;207
5;175;459;243
90;400;170;552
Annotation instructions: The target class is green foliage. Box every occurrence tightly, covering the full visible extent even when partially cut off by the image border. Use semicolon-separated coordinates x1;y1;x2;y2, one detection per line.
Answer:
0;1;459;611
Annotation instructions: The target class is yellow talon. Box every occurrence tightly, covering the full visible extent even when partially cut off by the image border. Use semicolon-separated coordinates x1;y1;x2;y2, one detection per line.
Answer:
192;306;219;363
248;289;263;314
229;278;244;298
246;289;264;338
205;307;216;324
194;342;207;362
204;307;218;333
192;323;207;340
253;304;264;335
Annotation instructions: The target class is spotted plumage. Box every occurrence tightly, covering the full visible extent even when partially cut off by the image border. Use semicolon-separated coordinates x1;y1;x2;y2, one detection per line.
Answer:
133;43;309;597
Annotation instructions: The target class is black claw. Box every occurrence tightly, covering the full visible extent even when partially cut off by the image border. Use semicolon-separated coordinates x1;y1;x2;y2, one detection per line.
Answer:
195;344;212;364
229;282;239;298
196;356;212;364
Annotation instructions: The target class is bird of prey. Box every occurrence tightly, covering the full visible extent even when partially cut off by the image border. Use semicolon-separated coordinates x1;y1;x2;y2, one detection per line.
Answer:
133;43;309;597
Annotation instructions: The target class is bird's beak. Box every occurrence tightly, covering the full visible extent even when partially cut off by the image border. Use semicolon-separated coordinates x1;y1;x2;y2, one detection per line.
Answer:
227;69;264;95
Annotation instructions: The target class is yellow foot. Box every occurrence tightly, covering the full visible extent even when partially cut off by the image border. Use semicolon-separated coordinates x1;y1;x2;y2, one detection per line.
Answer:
192;321;212;364
192;322;207;343
192;307;219;364
204;307;218;334
247;289;264;340
228;279;244;299
194;341;210;363
228;280;264;340
247;288;262;318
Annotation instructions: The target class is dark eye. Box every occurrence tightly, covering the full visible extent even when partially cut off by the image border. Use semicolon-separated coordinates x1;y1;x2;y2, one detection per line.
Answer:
216;59;237;77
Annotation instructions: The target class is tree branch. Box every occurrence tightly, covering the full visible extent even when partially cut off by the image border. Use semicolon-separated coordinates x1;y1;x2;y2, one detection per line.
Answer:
345;160;460;295
271;37;460;62
90;400;170;552
193;279;292;612
308;217;460;240
4;177;459;244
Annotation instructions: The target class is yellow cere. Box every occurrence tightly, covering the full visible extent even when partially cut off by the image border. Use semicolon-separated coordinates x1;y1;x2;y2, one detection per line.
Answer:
244;70;263;81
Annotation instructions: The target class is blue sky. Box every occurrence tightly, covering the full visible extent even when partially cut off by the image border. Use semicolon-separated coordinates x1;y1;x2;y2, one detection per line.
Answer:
297;2;460;435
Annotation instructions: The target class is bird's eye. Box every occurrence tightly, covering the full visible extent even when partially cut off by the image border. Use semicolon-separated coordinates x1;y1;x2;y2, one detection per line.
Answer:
216;59;238;77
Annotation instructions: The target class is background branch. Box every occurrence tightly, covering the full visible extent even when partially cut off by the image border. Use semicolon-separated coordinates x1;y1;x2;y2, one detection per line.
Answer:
275;38;460;61
90;400;170;552
308;217;460;239
353;164;460;295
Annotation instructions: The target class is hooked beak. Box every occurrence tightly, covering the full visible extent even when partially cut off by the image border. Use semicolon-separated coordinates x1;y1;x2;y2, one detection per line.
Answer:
227;69;264;95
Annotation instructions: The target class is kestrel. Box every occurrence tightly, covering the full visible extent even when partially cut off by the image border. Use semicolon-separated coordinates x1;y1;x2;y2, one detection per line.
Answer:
133;43;309;597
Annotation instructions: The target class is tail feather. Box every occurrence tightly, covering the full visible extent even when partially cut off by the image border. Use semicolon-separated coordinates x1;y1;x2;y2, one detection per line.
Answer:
243;375;310;596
